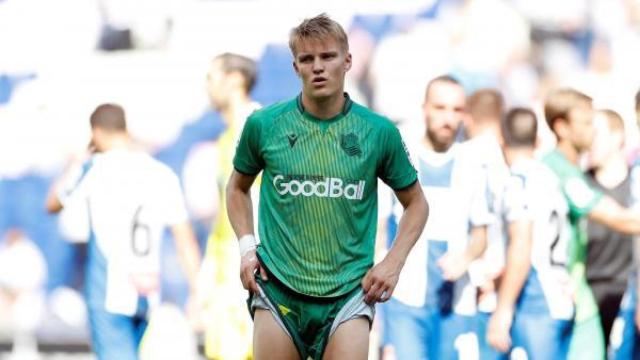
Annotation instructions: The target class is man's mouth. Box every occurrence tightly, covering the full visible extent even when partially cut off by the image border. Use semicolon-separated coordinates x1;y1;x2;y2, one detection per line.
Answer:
312;77;327;85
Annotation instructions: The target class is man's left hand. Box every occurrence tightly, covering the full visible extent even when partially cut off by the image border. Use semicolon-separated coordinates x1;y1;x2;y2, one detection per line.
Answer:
437;252;470;281
361;257;403;304
487;307;514;353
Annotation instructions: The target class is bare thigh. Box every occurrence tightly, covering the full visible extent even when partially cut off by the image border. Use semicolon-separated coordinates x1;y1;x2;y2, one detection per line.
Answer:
253;309;299;360
323;317;370;360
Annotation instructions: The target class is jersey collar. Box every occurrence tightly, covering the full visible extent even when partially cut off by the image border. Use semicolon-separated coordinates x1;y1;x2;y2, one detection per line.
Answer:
296;92;353;119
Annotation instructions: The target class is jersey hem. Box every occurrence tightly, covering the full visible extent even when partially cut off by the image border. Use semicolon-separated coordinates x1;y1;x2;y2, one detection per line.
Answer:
257;249;363;300
390;176;418;192
233;165;261;177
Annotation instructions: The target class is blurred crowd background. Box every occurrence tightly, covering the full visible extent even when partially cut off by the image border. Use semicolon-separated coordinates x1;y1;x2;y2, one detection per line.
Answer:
1;0;640;358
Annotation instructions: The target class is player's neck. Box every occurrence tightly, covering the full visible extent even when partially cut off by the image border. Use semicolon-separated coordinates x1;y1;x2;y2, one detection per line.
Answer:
504;147;533;166
221;92;252;125
301;92;345;120
595;154;628;189
556;140;580;165
102;135;131;152
468;121;499;139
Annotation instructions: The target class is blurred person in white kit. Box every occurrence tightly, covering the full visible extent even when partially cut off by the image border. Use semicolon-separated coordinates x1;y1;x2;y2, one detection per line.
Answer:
486;108;574;359
0;228;47;360
384;75;492;360
46;103;201;360
463;89;511;359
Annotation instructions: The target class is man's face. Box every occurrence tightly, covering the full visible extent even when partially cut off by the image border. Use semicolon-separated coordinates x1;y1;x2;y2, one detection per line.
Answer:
423;81;466;151
293;37;351;101
589;112;624;167
206;59;229;110
566;103;595;153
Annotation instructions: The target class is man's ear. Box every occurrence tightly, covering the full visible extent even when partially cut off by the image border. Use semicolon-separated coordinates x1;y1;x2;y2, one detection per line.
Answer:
553;118;570;140
344;52;352;72
293;61;300;77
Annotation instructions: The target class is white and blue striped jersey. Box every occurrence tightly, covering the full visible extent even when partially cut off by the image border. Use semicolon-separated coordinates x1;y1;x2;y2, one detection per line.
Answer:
58;149;188;316
392;142;494;314
462;132;510;312
504;157;574;320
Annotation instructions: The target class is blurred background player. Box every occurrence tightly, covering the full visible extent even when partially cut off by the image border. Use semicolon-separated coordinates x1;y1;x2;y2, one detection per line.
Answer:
384;75;492;360
46;104;201;360
0;228;47;359
609;88;640;359
194;52;261;360
608;271;640;359
487;107;574;359
542;88;640;360
463;88;510;360
585;109;634;351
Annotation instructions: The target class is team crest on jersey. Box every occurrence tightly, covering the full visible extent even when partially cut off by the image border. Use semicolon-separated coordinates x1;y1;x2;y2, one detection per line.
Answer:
340;133;362;157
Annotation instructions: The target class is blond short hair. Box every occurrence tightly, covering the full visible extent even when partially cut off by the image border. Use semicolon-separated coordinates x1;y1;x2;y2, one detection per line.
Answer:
289;13;349;56
544;88;592;133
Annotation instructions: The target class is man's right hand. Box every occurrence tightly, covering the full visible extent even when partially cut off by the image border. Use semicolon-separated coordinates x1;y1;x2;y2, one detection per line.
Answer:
240;249;268;293
486;307;513;353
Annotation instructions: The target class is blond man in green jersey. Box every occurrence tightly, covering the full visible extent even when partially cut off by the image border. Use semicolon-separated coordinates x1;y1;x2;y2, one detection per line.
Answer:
226;14;428;360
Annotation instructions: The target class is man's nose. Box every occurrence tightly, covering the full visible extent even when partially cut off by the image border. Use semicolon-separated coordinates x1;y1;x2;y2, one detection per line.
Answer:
443;112;458;126
312;58;324;74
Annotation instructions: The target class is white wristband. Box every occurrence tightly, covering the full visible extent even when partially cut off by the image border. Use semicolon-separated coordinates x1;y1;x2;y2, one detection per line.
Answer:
238;234;257;257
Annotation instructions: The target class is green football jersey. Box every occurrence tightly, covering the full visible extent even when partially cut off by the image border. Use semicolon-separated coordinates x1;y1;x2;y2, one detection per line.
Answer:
233;94;417;297
542;150;603;322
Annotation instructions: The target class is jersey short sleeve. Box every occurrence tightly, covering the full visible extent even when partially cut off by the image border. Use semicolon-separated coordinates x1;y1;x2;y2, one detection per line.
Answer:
378;125;417;190
502;173;533;222
562;175;603;219
233;113;264;175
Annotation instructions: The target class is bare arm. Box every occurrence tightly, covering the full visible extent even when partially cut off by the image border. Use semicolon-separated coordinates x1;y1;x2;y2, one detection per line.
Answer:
385;182;429;264
487;219;533;352
227;170;257;237
589;195;640;235
46;149;96;214
495;220;532;312
438;226;488;281
362;181;428;304
226;170;264;293
467;226;488;261
170;221;202;291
